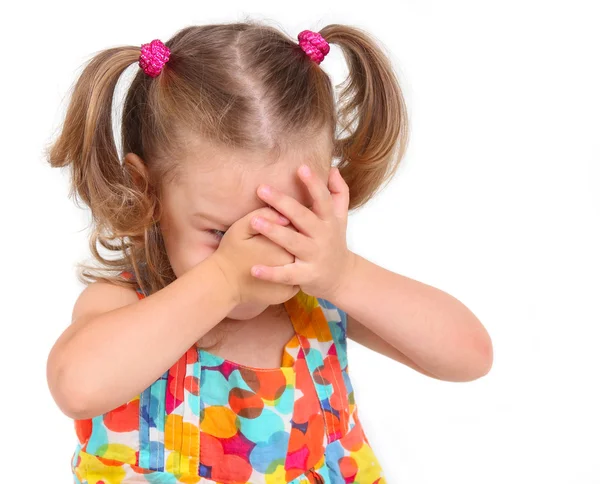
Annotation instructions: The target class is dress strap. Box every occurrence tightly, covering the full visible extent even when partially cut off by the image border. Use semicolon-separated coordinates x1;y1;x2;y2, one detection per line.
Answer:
285;291;350;443
119;271;202;475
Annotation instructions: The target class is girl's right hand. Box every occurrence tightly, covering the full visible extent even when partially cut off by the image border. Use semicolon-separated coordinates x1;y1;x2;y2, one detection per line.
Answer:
210;207;300;306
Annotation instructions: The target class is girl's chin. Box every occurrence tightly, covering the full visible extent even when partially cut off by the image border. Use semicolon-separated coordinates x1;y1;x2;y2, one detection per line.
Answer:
225;302;271;321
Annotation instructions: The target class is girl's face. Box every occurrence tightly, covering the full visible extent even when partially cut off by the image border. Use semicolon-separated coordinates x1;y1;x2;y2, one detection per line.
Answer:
131;139;330;321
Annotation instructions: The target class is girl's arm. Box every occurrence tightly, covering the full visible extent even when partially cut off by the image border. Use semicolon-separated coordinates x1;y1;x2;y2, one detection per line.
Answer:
46;256;237;420
332;253;493;382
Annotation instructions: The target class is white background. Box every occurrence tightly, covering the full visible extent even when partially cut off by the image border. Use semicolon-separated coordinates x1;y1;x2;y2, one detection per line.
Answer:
1;0;599;482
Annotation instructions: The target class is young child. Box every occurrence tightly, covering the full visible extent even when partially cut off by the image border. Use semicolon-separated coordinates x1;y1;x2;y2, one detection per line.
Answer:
46;21;493;484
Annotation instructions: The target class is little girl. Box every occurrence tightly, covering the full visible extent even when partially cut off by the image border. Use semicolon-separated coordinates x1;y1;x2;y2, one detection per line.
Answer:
46;20;493;483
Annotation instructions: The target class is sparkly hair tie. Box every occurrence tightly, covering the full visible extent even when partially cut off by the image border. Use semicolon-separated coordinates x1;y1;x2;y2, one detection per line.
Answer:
139;39;171;78
297;30;330;65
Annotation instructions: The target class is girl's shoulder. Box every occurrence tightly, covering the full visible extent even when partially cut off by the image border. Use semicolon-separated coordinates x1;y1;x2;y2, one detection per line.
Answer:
70;275;140;332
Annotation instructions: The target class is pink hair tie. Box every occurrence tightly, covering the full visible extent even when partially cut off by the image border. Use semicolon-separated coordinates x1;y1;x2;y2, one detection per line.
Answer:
139;39;171;78
298;30;330;65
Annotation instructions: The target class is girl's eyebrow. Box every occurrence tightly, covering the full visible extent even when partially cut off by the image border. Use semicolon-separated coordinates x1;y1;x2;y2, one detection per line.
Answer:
190;203;270;227
190;211;228;227
191;199;305;226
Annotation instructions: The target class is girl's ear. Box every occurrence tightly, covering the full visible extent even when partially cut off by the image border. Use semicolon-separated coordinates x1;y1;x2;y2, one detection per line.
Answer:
123;152;149;191
123;152;162;222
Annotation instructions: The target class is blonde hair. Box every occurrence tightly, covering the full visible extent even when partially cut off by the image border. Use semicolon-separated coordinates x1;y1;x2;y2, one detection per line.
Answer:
45;20;409;297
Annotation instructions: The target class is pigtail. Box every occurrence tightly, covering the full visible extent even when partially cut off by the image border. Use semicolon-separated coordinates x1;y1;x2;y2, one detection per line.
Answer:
45;46;161;292
320;25;410;211
44;22;408;296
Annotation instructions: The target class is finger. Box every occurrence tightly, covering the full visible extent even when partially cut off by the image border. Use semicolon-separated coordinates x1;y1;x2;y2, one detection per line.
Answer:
263;206;291;225
250;216;313;260
246;207;290;236
251;263;298;286
328;167;350;218
297;164;334;220
256;185;320;237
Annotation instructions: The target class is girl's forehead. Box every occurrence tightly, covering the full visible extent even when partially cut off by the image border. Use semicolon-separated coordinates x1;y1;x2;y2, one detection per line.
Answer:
176;159;328;224
184;159;311;190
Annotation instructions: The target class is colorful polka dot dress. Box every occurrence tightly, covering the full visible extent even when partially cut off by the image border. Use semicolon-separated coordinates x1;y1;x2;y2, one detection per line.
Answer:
71;271;386;483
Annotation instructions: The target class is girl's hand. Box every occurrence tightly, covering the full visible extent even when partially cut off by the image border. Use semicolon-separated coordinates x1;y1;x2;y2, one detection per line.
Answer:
250;164;356;301
211;206;300;306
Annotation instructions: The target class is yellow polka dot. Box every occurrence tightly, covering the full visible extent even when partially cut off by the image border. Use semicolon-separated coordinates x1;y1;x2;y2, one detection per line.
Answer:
284;371;296;387
165;450;202;482
351;445;385;481
165;449;180;473
266;463;286;484
79;450;127;483
96;442;137;464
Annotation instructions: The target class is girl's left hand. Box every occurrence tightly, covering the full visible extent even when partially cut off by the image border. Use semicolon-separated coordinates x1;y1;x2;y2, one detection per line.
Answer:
250;164;356;301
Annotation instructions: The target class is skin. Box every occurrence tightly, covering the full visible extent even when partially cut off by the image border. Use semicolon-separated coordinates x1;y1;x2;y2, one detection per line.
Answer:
123;134;493;379
123;137;331;364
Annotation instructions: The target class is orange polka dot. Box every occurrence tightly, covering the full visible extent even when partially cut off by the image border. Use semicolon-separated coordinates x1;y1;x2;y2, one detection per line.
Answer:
339;456;358;479
200;406;238;438
104;398;139;433
74;418;92;444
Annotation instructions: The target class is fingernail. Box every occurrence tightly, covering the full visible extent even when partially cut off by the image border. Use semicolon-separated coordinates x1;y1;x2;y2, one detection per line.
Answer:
278;214;290;223
299;165;311;177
